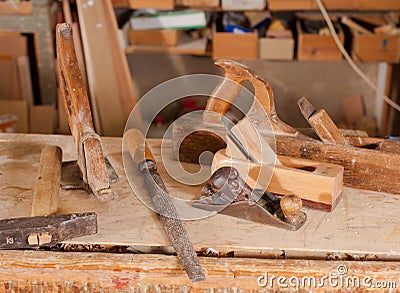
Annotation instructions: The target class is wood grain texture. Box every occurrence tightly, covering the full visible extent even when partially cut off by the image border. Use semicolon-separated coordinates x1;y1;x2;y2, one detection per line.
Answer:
308;110;346;144
31;145;62;217
1;133;400;261
213;148;343;211
0;251;399;291
76;0;129;136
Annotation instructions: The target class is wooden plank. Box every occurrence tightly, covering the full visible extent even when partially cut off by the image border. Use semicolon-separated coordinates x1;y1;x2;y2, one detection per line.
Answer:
268;0;400;10
31;145;62;216
342;95;364;127
102;0;139;122
1;134;400;260
76;0;127;136
16;56;34;106
0;59;21;101
0;100;28;132
0;251;399;291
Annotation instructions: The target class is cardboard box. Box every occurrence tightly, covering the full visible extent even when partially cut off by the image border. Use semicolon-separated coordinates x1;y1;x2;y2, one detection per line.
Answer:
128;0;174;9
351;32;400;63
259;31;294;60
176;0;219;7
129;30;181;47
213;31;258;60
221;0;266;10
297;18;344;61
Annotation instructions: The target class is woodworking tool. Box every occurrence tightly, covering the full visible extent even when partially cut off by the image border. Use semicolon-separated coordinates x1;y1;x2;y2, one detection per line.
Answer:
298;97;346;144
174;59;400;195
123;129;205;282
0;213;97;249
0;145;97;250
193;166;307;231
56;23;117;200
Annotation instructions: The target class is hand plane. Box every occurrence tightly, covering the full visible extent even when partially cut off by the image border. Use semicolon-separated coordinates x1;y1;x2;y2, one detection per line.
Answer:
173;59;400;196
173;60;344;211
194;167;307;231
56;23;117;201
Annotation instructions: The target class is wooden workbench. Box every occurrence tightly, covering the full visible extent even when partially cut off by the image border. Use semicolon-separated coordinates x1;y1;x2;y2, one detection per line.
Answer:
0;133;399;291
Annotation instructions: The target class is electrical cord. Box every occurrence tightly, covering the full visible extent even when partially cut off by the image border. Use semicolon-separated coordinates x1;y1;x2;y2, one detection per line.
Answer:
315;0;400;113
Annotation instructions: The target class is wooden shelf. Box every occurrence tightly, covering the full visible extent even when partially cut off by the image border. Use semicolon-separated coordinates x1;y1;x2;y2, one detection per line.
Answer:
0;1;32;15
125;34;209;56
268;0;400;11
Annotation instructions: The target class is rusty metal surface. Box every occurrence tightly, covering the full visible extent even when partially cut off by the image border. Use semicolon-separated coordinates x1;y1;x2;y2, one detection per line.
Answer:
0;213;97;249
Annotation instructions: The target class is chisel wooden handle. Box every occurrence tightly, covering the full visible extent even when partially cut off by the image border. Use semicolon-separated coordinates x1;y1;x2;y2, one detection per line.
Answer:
31;146;63;217
123;129;205;282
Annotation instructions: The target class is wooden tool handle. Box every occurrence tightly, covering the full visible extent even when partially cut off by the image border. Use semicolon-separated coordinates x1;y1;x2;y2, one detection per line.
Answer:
123;129;155;164
56;23;95;136
31;146;63;217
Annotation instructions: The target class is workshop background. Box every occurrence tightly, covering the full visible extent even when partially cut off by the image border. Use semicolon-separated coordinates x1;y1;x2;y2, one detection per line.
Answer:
0;0;399;137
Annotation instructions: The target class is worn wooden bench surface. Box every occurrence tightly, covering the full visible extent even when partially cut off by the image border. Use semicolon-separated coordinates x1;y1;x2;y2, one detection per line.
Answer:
1;133;400;290
0;133;399;260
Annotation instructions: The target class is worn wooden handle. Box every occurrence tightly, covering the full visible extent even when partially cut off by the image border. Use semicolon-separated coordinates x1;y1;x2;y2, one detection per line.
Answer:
123;129;155;164
31;145;63;217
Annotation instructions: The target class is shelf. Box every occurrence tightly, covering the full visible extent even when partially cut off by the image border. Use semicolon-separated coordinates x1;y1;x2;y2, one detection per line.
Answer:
0;1;32;15
125;34;209;56
268;0;400;11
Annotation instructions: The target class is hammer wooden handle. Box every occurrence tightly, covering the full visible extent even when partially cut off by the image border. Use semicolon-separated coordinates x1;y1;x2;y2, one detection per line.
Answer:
123;128;155;164
31;146;62;217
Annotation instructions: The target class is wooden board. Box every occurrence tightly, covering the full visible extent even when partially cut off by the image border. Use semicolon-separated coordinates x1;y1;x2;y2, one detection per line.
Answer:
76;0;137;136
0;134;400;261
268;0;400;10
29;105;56;134
0;251;399;291
0;1;32;16
0;59;21;101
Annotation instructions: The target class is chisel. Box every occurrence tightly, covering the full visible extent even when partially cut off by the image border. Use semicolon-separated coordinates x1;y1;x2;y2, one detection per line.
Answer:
123;129;205;282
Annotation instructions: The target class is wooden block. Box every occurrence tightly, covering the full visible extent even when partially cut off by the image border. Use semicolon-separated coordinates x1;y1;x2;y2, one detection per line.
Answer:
213;149;344;211
128;0;174;9
268;0;313;10
31;146;62;217
213;31;258;60
309;110;346;144
0;59;21;101
0;100;28;132
29;105;56;134
342;95;364;127
129;29;181;47
351;32;400;63
296;19;344;61
259;37;294;60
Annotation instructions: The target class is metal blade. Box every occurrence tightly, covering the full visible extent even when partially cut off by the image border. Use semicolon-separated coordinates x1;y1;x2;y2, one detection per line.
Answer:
60;157;118;189
221;115;259;164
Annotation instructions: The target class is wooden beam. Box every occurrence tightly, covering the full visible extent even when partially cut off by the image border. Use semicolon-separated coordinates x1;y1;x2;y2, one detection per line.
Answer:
0;251;399;291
